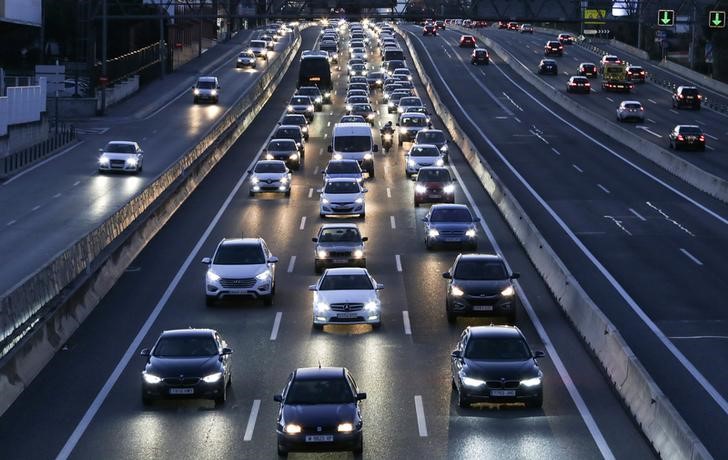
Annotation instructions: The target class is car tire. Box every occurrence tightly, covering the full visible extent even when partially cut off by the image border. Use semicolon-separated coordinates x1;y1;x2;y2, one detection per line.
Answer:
205;295;216;307
360;212;365;219
457;389;470;408
425;238;432;250
277;443;289;457
214;383;227;406
314;261;323;274
249;190;255;197
446;310;456;324
313;323;324;331
262;294;273;306
320;213;326;218
353;436;364;455
371;322;381;330
525;395;543;409
368;168;375;178
285;189;291;197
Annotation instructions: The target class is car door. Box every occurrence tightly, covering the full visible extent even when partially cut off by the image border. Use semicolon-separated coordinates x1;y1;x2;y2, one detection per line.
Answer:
451;331;468;380
215;333;231;379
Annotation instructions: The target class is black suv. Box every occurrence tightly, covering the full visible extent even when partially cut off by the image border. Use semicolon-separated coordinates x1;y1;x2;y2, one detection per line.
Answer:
672;86;702;110
668;125;705;151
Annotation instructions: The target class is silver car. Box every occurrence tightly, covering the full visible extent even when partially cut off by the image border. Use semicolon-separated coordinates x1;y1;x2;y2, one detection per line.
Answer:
98;141;144;173
265;139;300;170
405;144;445;176
319;178;368;218
236;50;257;68
249;160;292;197
250;40;268;60
616;100;645;123
323;159;364;183
287;95;315;121
312;223;368;273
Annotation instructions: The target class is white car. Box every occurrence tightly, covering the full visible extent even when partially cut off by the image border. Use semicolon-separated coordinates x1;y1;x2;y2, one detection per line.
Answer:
319;177;367;217
616;100;645;123
249;40;269;59
392;68;412;81
192;76;220;104
405;143;445;176
202;238;278;306
97;141;143;173
249;160;292;197
236;50;257;68
309;267;383;329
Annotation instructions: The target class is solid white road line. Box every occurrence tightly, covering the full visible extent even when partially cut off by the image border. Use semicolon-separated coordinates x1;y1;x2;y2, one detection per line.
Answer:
270;312;283;340
395;254;402;272
299;216;306;230
606;97;614;102
390;215;396;229
670;335;728;340
244;399;261;441
287;256;296;273
313;166;319;175
597;184;611;194
414;395;428;437
387;187;392;198
319;147;323;155
572;164;584;173
551;147;561;155
629;208;647;221
6;220;16;226
31;205;41;211
2;141;85;186
308;187;313;198
73;181;80;186
403;311;412;335
679;248;703;266
704;133;718;140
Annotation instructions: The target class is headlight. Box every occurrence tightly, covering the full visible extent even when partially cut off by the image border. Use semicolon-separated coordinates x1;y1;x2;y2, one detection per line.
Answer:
287;105;294;111
364;301;378;312
285;424;302;434
451;285;465;297
98;156;110;166
465;228;476;238
346;104;353;111
256;270;271;281
376;79;382;84
400;127;408;134
280;177;289;184
397;107;404;113
427;229;439;237
206;271;221;282
461;376;486;387
415;184;427;193
520;377;542;387
324;92;331;98
355;197;364;204
353;249;364;258
443;184;455;194
202;372;223;383
289;153;299;160
301;126;308;132
315;96;322;103
193;89;200;95
251;176;259;184
436;159;444;166
316;301;330;312
440;145;448;152
407;159;416;166
321;198;330;204
332;153;342;160
383;133;392;141
210;89;218;96
143;373;162;384
501;285;515;297
317;249;328;258
388;101;394;107
363;153;373;160
367;113;375;119
337;422;354;432
307;105;314;111
408;75;413;81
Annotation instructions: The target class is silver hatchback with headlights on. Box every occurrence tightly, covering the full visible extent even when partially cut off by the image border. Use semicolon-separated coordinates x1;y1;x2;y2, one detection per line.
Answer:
98;141;143;173
312;223;368;273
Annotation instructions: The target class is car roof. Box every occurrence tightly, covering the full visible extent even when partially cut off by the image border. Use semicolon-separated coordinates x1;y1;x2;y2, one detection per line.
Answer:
269;138;297;145
467;325;523;339
197;76;217;82
256;160;287;166
325;176;360;183
320;223;359;230
431;203;469;212
400;112;427;118
107;141;137;146
294;367;347;380
676;124;701;129
220;238;262;246
580;62;596;66
324;267;369;275
410;143;438;150
418;128;444;134
160;328;217;338
570;76;588;80
277;124;302;131
620;100;642;105
457;253;502;263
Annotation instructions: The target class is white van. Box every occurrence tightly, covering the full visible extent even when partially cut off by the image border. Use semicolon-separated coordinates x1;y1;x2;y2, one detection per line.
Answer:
328;122;378;177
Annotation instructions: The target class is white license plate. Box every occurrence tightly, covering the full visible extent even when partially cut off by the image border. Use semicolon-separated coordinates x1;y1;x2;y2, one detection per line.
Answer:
445;238;461;242
473;305;493;311
305;435;334;442
333;259;348;264
490;389;515;397
337;312;358;318
429;194;441;198
169;388;194;395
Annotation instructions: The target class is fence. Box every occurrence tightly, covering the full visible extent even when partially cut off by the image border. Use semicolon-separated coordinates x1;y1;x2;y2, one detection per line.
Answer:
0;125;77;179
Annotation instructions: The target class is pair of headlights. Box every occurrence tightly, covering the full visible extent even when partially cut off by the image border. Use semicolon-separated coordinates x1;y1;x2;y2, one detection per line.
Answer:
285;422;354;434
451;285;514;298
143;371;222;384
460;375;540;388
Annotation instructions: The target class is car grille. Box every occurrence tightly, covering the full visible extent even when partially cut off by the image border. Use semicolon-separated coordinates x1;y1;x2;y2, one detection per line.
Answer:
486;380;520;389
328;251;351;257
438;229;464;237
110;160;126;168
163;377;200;385
331;303;364;312
329;316;365;323
220;278;256;288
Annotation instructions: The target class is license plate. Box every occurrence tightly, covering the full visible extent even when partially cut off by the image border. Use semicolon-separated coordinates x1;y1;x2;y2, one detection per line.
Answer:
333;259;348;264
473;305;493;311
490;389;515;397
169;388;194;395
429;194;441;199
445;238;461;242
305;435;334;442
337;312;358;318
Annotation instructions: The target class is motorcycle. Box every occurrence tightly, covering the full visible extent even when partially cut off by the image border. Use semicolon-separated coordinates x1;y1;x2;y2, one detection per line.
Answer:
381;132;393;153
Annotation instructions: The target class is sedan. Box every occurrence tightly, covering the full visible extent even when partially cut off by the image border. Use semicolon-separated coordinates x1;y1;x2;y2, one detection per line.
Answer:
140;328;232;405
397;112;430;145
544;41;563;56
97;140;144;173
459;35;476;48
422;204;479;250
471;48;490;65
415;129;449;162
249;160;291;196
577;62;597;77
274;367;366;455
236;50;257;68
323;159;364;183
312;223;368;273
265;139;300;170
279;114;309;141
288;95;315;120
668;125;705;151
566;76;591;93
349;103;377;123
626;65;646;82
616;100;645;123
319;178;368;217
423;23;437;35
451;326;544;408
405;143;445;176
537;59;558;75
295;86;325;110
309;267;383;329
414;166;455;206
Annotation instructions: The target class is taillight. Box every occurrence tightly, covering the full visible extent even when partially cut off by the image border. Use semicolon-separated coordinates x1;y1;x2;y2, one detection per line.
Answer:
585;83;591;86
677;134;684;141
698;95;703;99
699;135;705;141
640;71;645;74
640;107;644;111
678;94;684;99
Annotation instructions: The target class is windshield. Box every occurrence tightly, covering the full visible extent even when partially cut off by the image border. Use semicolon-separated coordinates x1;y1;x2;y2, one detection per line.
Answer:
352;104;373;112
319;274;373;290
418;169;450;181
401;116;427;126
281;116;305;125
291;97;310;105
275;128;300;139
334;135;371;152
105;143;136;153
327;161;359;173
285;378;354;405
154;336;218;357
319;228;361;243
214;244;266;264
417;131;445;143
431;208;472;222
349;84;368;91
255;162;286;173
268;140;295;151
465;337;531;360
298;88;319;96
240;52;254;58
251;40;266;47
347;97;368;105
324;181;360;193
623;103;642;110
454;259;507;280
679;127;702;135
401;98;421;106
341;116;364;123
196;81;216;89
410;146;439;157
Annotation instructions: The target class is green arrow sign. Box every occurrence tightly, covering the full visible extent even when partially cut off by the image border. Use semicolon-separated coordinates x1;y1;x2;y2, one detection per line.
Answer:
709;11;725;28
658;9;675;26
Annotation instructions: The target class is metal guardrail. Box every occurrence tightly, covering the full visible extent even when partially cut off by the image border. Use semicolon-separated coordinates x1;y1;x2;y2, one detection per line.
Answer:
0;126;77;179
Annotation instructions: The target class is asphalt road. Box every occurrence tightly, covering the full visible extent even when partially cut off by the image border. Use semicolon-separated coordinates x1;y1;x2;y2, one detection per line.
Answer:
404;24;728;457
0;26;653;460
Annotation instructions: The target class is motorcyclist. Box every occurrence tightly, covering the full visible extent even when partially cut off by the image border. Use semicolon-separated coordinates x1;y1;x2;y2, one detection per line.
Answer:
380;121;394;152
380;121;394;136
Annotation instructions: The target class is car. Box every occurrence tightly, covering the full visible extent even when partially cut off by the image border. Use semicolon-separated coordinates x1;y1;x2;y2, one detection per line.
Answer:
397;112;430;145
599;54;621;71
274;367;366;455
436;20;445;30
450;325;544;408
236;50;257;68
97;141;143;173
566;76;591;93
397;96;422;114
577;62;598;77
339;114;367;123
672;86;702;110
140;328;232;405
544;41;563;56
471;48;490;65
415;129;449;162
537;59;558;75
387;89;410;113
280;114;310;140
260;34;275;50
273;125;306;157
319;177;368;217
312;224;368;273
382;83;404;101
384;59;407;76
309;267;383;329
558;33;574;44
498;21;508;29
346;90;369;102
443;253;520;322
347;82;370;94
668;125;705;151
346;96;370;111
202;237;278;306
405;143;445;176
348;63;367;77
265;139;301;170
295;86;325;109
323;159;364;183
520;24;534;33
249;40;269;59
392;68;412;81
616;101;645;122
249;160;291;197
507;22;519;30
350;49;367;62
414;166;455;206
349;103;377;123
422;204;479;250
366;70;386;89
459;35;476;48
347;58;367;70
192;76;220;103
288;95;315;120
423;23;437;35
626;65;646;82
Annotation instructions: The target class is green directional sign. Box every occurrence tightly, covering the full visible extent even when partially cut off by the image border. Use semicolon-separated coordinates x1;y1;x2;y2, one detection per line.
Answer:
709;11;725;28
658;9;675;26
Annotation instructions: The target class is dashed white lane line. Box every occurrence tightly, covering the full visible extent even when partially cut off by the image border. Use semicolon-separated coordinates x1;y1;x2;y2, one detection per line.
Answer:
287;256;296;273
605;97;614;102
395;254;402;272
704;133;719;140
319;147;323;155
6;220;16;226
669;109;679;114
694;119;704;125
244;399;261;441
648;99;657;104
308;187;313;198
329;111;334;115
647;118;656;124
52;193;62;199
313;166;319;175
270;312;283;340
629;208;647;221
551;147;561;155
402;311;412;335
706;145;716;151
513;116;522;123
327;121;331;127
597;184;611;194
679;248;703;266
31;205;41;212
414;395;428;437
299;216;306;230
387;187;392;198
324;133;328;139
572;164;584;173
670;335;728;340
73;181;80;187
390;215;396;229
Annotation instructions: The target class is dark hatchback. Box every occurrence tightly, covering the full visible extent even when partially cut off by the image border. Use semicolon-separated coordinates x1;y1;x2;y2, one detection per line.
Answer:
626;65;646;82
443;253;519;323
140;328;232;405
451;325;544;408
672;86;702;110
544;40;563;56
275;367;366;456
471;48;490;65
538;59;558;75
577;62;598;77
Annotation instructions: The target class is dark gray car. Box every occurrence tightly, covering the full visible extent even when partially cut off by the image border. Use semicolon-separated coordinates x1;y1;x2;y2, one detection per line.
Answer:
422;204;479;250
312;224;368;273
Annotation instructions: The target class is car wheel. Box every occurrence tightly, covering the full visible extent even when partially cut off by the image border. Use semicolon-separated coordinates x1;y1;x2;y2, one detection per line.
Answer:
451;377;457;390
249;189;255;197
284;189;291;197
320;213;326;218
360;212;365;219
313;323;324;331
371;322;381;330
314;261;323;274
447;310;456;323
525;395;543;409
353;436;364;455
262;294;273;306
368;168;375;178
277;442;289;457
205;295;216;307
425;237;432;250
457;389;470;408
214;382;227;406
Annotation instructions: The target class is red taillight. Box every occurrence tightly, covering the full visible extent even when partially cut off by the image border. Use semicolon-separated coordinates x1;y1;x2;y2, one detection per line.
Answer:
698;95;703;99
678;94;684;99
677;134;684;141
640;107;644;111
699;135;705;141
585;83;591;86
640;71;645;75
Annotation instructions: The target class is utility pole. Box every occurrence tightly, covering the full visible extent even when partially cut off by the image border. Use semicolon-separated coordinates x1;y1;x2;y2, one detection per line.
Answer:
636;0;642;49
689;2;697;69
100;0;107;115
159;6;166;79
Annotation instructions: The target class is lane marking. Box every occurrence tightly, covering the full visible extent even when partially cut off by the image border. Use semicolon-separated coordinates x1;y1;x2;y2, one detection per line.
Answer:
414;395;428;437
704;133;718;140
319;147;323;155
6;220;16;226
327;121;331;127
390;215;396;229
308;187;313;198
513;116;522;123
387;187;391;198
670;336;728;340
605;97;614;102
403;311;412;335
270;312;283;340
495;116;509;119
395;254;402;272
646;201;694;236
551;147;561;155
244;399;261;441
572;164;584;173
648;99;657;104
52;193;62;199
597;184;610;194
299;216;306;230
629;208;647;221
528;129;549;144
605;215;632;236
287;256;296;273
313;166;319;175
694;119;704;125
31;205;41;212
679;248;703;266
635;125;662;138
1;141;85;186
324;133;328;139
706;145;715;151
647;118;656;124
73;181;80;187
669;109;679;114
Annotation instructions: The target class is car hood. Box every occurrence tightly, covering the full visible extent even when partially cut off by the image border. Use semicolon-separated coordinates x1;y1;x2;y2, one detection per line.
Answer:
316;242;363;251
321;192;363;203
209;263;267;278
282;403;357;426
409;155;441;166
451;279;510;295
324;172;363;180
146;355;221;378
267;149;297;156
253;172;287;181
315;290;378;305
463;359;537;380
100;152;137;160
428;222;474;231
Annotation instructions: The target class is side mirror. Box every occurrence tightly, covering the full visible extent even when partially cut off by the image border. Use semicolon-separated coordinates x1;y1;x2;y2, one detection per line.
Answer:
362;188;368;193
268;256;279;264
140;348;150;357
221;347;233;355
312;237;318;242
327;145;333;153
201;257;211;264
442;272;452;279
376;283;384;290
451;350;462;358
533;350;545;358
373;145;379;152
274;394;283;403
356;392;367;400
308;284;317;291
510;272;521;279
361;236;368;242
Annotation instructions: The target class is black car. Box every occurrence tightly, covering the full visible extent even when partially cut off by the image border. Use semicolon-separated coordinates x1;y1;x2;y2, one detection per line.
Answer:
275;367;366;456
626;65;646;82
566;76;591;93
279;114;310;141
577;62;597;78
443;253;519;323
471;48;490;65
423;23;437;35
672;86;702;110
415;129;449;162
140;328;232;405
544;40;563;56
273;125;306;157
295;86;325;110
537;59;558;75
451;325;544;408
668;125;705;151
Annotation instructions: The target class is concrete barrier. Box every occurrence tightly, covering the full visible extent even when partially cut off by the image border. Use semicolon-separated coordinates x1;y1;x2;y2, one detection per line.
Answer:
397;24;712;460
0;29;306;416
659;59;728;97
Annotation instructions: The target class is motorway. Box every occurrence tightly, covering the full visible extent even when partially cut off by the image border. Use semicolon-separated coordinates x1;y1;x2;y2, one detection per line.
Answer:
402;24;728;457
0;25;656;459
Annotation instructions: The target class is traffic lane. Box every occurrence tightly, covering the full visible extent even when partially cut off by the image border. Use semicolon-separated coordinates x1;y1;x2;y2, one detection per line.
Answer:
416;27;728;456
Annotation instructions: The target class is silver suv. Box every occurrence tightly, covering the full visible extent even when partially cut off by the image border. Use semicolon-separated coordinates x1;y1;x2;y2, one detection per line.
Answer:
192;76;220;104
312;224;368;273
